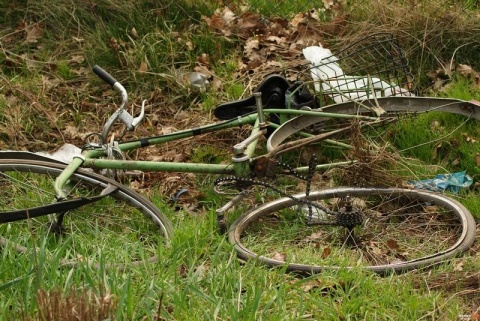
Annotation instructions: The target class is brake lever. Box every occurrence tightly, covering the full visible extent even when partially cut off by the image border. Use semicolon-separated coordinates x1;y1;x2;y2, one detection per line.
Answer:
115;99;146;129
132;100;146;127
93;65;146;143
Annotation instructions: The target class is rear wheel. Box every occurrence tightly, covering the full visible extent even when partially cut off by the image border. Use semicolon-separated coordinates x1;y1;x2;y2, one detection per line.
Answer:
0;159;173;270
229;187;476;275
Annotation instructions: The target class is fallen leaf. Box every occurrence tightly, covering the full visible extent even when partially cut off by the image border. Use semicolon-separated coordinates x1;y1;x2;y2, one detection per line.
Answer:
322;0;335;9
472;312;479;321
271;252;286;262
139;61;148;73
130;27;138;39
307;232;323;240
432;142;442;161
193;65;213;79
453;261;464;272
70;55;85;64
457;63;473;77
424;205;439;213
25;23;43;43
197;53;209;65
322;247;331;258
219;6;236;25
178;264;188;278
173;153;188;163
386;239;399;251
301;279;321;292
209;77;222;91
368;241;384;255
290;13;305;27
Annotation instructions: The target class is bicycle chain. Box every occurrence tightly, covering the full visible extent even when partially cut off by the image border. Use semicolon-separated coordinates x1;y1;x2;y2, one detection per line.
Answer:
214;175;334;215
214;155;336;222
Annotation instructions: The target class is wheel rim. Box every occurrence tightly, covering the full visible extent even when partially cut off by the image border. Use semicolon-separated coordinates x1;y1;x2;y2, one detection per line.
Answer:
230;187;475;274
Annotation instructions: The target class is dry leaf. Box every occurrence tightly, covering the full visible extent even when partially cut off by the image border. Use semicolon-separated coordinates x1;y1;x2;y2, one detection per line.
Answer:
322;247;331;258
209;77;222;91
70;55;85;64
290;13;305;27
139;61;148;73
453;261;464;272
219;7;236;25
266;36;283;44
424;205;439;213
130;27;138;39
307;232;323;240
244;38;260;57
63;125;81;139
178;264;188;278
193;65;213;79
173;153;188;163
41;75;62;89
457;63;473;77
386;239;399;251
302;279;321;292
271;252;286;262
322;0;335;9
197;53;210;65
25;23;43;43
368;241;384;255
432;142;443;161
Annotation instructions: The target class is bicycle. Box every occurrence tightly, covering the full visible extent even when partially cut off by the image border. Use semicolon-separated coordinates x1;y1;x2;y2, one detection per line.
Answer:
1;35;478;275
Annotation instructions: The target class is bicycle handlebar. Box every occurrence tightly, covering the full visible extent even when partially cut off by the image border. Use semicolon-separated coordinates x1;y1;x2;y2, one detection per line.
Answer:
93;65;117;87
91;65;146;144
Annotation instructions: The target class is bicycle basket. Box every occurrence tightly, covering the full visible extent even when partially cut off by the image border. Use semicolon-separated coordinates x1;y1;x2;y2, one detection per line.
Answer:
295;33;415;108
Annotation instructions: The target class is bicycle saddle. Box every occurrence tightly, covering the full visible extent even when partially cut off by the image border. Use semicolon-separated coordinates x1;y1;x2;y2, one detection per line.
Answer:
214;74;290;120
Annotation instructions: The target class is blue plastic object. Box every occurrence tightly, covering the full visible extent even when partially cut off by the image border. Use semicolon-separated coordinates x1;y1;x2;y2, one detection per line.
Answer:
408;171;473;193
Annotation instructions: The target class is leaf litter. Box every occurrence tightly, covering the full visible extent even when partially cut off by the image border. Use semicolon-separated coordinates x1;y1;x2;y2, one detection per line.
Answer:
1;5;479;310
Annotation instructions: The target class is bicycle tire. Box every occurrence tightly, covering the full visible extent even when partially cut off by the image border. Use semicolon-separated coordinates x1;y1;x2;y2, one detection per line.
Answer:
0;159;173;270
228;187;476;275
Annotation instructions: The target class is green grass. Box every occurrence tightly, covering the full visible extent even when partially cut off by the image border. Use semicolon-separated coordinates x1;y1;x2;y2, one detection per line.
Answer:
1;0;480;320
0;211;471;320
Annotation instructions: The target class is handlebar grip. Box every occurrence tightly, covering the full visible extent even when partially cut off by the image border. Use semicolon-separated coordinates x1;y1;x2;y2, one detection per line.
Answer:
92;65;117;87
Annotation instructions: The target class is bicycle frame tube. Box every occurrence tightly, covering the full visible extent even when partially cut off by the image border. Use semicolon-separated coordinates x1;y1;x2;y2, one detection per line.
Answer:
83;158;234;174
53;107;379;198
82;113;260;158
54;156;85;199
54;113;261;196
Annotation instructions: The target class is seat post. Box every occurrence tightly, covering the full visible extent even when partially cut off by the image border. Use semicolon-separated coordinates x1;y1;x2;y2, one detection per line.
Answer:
254;92;266;129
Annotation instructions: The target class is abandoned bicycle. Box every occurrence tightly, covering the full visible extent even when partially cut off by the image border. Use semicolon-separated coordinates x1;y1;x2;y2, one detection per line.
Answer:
1;34;478;274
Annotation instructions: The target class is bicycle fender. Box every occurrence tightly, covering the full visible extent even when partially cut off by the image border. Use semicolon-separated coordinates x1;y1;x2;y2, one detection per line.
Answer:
0;151;66;164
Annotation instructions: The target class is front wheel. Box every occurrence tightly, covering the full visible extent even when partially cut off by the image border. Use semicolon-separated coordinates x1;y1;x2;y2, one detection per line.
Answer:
228;187;476;275
0;159;173;271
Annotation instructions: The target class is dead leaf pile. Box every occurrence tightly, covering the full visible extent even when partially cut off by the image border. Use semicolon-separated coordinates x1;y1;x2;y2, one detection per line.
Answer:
427;62;480;92
203;3;349;81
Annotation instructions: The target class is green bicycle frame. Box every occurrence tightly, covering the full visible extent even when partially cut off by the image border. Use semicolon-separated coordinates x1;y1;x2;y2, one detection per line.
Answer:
54;108;379;199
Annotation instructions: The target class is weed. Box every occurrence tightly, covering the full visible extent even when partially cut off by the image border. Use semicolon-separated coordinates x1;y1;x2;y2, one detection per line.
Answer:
1;1;480;320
